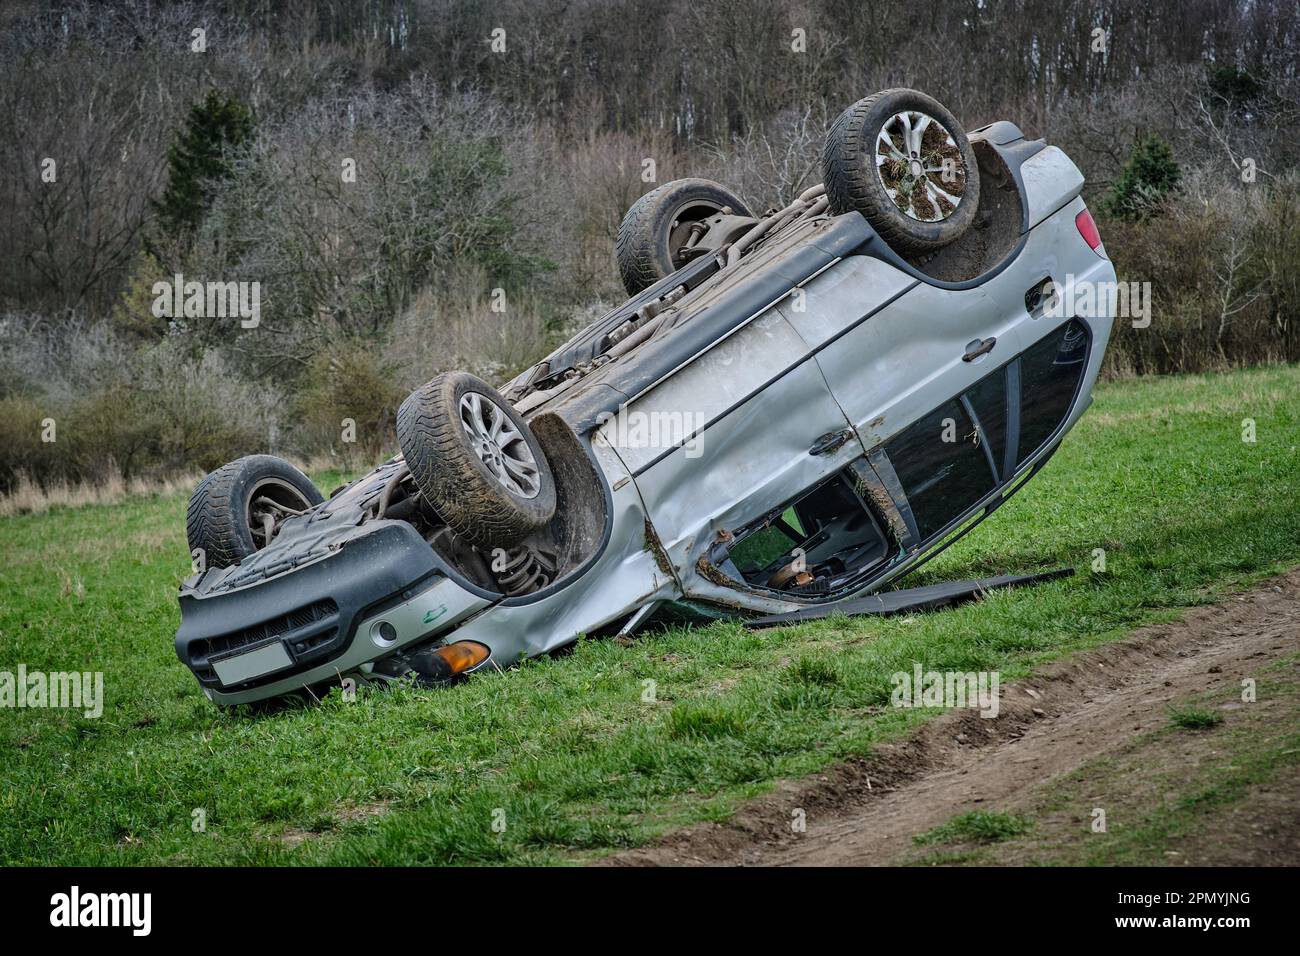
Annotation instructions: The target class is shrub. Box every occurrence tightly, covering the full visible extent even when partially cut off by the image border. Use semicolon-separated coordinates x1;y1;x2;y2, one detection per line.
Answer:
131;340;285;473
0;325;285;491
1105;135;1182;222
381;264;553;393
111;251;172;342
1206;65;1265;108
0;397;60;492
1099;171;1300;376
296;343;405;468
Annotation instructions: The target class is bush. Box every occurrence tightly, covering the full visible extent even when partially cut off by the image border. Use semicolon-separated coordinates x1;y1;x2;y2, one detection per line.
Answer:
0;397;60;492
1099;171;1300;376
381;263;553;393
131;340;285;473
296;344;405;468
1105;135;1182;222
0;324;286;491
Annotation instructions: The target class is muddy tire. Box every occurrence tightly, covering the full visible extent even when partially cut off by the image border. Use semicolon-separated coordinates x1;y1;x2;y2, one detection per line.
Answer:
616;178;753;296
186;455;323;570
823;88;980;255
397;372;555;549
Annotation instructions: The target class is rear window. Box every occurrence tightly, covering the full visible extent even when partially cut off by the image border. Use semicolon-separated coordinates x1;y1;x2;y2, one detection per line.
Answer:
885;399;995;541
1017;319;1089;465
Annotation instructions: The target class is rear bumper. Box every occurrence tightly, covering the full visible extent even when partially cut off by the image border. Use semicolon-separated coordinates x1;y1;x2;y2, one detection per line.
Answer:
175;522;492;705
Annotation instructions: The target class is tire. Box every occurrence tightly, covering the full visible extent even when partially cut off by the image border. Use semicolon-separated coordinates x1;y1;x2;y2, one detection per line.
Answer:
823;88;980;255
616;178;752;296
186;455;324;570
397;372;556;549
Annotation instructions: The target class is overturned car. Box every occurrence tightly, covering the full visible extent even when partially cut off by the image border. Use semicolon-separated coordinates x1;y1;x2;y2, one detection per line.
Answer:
175;89;1117;706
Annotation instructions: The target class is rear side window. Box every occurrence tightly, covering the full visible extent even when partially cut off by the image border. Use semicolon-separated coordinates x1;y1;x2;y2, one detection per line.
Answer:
885;399;994;540
1017;319;1089;465
963;367;1008;474
878;319;1090;547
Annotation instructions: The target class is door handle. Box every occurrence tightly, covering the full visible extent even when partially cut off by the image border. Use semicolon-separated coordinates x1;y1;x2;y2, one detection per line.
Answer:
809;427;855;456
962;337;997;362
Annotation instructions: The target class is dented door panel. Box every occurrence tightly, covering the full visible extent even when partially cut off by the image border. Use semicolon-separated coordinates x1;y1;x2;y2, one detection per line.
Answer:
619;313;863;605
783;257;1015;452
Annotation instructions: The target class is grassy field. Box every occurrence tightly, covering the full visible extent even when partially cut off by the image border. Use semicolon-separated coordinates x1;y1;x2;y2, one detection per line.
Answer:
1;365;1297;865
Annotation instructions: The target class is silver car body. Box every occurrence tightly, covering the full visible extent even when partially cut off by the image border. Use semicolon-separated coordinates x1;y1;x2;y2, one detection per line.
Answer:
177;123;1116;706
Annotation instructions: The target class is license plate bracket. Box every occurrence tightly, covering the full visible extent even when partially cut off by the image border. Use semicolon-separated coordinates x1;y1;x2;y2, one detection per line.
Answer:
211;640;294;687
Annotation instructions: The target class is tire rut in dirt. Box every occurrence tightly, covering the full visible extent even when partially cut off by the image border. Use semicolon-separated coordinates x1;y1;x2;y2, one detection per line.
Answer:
600;568;1300;866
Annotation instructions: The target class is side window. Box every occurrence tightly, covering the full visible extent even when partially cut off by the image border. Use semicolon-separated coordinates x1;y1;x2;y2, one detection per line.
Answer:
885;399;995;541
875;319;1090;548
963;366;1009;478
723;471;893;598
1017;318;1090;466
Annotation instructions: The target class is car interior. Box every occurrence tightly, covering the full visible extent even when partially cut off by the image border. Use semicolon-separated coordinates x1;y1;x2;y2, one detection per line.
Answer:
721;469;896;598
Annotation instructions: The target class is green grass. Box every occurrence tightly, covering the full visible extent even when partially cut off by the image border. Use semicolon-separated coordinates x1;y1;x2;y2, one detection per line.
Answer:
1;365;1298;865
915;810;1032;845
1167;707;1224;730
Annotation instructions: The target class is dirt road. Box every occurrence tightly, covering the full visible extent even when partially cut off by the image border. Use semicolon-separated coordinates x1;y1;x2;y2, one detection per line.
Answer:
606;569;1300;866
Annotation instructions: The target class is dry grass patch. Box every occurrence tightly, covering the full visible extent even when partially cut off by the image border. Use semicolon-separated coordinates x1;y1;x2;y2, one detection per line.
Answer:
0;470;202;518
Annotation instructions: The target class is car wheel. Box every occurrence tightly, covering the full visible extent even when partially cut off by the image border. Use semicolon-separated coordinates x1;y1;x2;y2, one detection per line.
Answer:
186;455;324;569
616;178;753;296
823;88;980;255
397;371;556;549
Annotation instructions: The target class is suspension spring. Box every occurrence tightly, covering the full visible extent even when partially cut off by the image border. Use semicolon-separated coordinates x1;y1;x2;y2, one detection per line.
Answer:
493;545;558;597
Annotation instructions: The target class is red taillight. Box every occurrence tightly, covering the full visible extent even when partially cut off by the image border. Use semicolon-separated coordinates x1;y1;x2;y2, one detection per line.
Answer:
1075;208;1105;255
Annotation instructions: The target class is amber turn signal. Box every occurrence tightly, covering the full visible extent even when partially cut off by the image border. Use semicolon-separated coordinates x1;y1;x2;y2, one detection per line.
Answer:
431;641;490;676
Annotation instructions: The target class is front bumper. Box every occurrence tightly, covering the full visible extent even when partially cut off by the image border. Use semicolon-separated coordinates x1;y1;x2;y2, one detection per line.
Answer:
175;522;493;705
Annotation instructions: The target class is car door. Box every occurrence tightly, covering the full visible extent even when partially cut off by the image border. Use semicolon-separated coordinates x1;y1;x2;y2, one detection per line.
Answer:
853;315;1093;552
603;307;863;591
776;227;1096;544
776;254;1021;452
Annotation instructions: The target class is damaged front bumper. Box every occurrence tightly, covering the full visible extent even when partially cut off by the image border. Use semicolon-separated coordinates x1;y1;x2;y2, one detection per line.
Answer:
175;521;493;706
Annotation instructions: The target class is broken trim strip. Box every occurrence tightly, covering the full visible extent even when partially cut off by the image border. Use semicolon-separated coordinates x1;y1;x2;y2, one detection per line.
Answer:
743;568;1073;627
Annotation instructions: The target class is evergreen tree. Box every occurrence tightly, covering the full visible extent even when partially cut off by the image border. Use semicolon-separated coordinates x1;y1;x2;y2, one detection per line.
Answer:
1105;135;1181;222
1206;65;1264;109
154;91;255;234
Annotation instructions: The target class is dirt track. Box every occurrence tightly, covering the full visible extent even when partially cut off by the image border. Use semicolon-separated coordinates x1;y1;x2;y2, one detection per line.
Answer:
605;569;1300;866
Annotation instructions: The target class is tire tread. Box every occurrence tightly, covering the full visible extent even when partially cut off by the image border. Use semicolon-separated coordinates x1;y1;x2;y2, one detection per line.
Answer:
397;373;555;549
823;88;979;255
